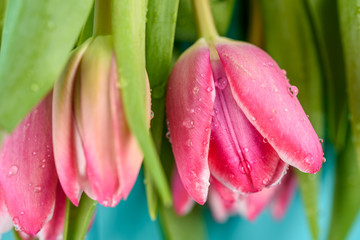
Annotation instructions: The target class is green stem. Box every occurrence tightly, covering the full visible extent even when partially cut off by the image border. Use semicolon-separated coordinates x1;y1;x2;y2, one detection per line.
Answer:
191;0;218;40
93;0;112;36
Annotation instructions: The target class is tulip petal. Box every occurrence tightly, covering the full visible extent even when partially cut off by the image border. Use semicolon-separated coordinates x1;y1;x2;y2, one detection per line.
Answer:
76;36;120;206
0;95;57;235
210;177;239;205
53;41;90;206
272;170;297;219
37;184;66;240
166;39;215;204
245;186;277;221
208;65;288;193
109;57;145;203
172;167;195;216
215;38;323;173
0;190;12;235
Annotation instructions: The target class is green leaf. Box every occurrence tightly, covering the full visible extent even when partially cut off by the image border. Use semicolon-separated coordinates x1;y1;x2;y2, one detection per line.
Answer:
111;0;172;206
159;206;206;240
0;0;8;47
144;0;179;217
338;0;360;166
0;0;94;131
305;0;348;151
328;130;360;240
260;1;324;239
176;0;235;41
63;195;97;240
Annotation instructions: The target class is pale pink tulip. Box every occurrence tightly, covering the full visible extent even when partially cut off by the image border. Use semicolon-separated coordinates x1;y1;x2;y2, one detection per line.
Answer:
166;37;323;204
0;94;58;235
53;36;150;207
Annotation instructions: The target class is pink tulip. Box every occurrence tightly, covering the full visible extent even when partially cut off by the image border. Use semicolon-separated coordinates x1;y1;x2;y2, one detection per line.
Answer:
0;190;12;236
53;36;150;207
166;37;323;205
0;94;58;235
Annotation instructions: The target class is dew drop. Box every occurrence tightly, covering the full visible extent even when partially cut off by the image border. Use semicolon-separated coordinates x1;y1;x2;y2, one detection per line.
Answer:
319;138;324;143
186;139;193;147
102;200;109;207
251;117;256;121
282;69;287;76
13;216;20;225
284;108;289;112
304;153;314;164
215;77;227;90
244;148;249;153
200;73;206;78
262;178;269;185
182;118;194;128
274;88;279;93
270;117;275;122
8;165;18;177
34;186;42;193
306;114;310;118
323;157;327;163
205;127;210;132
150;110;154;120
229;174;235;179
263;138;268;143
268;62;274;67
288;86;299;97
206;86;213;92
193;86;199;95
20;211;24;215
41;164;46;169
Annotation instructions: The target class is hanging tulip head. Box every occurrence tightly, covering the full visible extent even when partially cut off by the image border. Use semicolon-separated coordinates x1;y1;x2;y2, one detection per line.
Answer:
53;35;150;207
166;36;323;205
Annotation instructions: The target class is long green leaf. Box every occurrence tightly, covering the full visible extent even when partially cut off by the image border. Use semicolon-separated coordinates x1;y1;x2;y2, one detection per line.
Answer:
176;0;235;41
338;0;360;167
111;0;171;206
63;195;97;240
0;0;94;131
260;1;324;239
328;130;360;240
144;0;180;217
0;0;8;47
305;0;347;151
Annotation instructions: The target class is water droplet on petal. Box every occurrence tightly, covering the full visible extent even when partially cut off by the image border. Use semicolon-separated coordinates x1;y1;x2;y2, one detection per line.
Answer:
34;186;42;193
200;73;206;78
193;86;199;95
150;110;154;120
186;139;193;147
263;138;268;143
8;165;18;177
284;108;289;112
244;148;249;153
20;211;24;215
251;117;256;121
13;216;20;225
319;138;324;143
262;178;269;185
32;151;37;156
304;153;314;165
206;86;213;92
323;157;327;163
282;69;287;76
288;86;299;97
215;77;227;90
41;164;46;169
182;118;194;128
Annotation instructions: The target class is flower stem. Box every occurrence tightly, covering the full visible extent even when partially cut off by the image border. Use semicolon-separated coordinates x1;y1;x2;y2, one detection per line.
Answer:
192;0;218;40
93;0;112;36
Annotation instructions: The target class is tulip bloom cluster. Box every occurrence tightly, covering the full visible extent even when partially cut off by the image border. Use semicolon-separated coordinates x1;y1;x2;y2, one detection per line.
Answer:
0;35;149;236
166;37;323;205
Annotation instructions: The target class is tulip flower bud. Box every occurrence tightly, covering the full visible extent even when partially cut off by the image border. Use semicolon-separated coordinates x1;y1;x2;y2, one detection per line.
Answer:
53;36;151;207
166;36;323;205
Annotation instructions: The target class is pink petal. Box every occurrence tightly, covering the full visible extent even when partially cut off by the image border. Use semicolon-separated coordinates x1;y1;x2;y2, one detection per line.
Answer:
76;36;120;206
109;57;146;203
0;95;57;235
215;38;323;173
208;187;231;223
53;41;90;206
37;184;66;240
0;190;12;234
272;170;297;219
245;186;277;221
208;61;288;193
166;39;215;204
171;167;195;216
210;177;239;206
